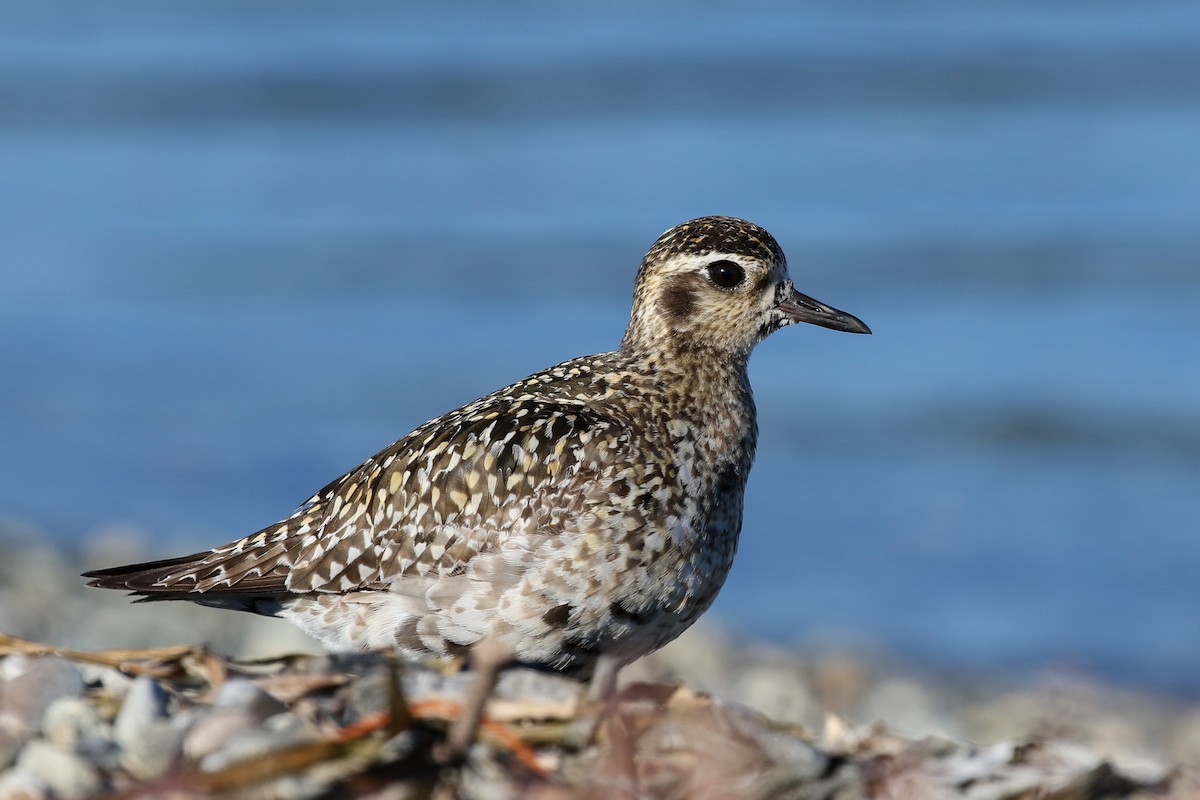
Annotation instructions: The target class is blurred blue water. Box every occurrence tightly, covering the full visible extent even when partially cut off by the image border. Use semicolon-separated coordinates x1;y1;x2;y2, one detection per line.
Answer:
2;1;1198;690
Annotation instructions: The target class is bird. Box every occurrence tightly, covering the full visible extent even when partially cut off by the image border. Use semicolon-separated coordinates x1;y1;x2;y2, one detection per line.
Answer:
84;216;869;746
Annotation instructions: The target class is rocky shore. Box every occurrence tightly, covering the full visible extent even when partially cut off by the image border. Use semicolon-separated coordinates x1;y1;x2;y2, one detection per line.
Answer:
1;531;1196;798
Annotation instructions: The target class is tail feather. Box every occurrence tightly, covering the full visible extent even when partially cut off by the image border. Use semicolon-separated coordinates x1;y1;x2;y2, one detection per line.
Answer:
83;553;287;617
83;551;215;592
82;548;291;596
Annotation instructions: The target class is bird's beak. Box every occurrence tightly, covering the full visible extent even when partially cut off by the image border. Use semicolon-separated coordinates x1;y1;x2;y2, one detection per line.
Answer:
777;287;871;334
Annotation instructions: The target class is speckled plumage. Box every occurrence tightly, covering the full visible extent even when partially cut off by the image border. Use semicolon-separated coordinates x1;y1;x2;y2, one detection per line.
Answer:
85;216;869;679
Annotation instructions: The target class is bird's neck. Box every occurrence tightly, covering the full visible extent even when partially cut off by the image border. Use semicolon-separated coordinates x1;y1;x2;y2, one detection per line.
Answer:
621;335;751;385
615;342;759;504
619;340;757;430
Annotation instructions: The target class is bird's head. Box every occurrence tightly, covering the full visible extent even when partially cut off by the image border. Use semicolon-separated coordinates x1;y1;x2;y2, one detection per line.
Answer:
622;216;870;359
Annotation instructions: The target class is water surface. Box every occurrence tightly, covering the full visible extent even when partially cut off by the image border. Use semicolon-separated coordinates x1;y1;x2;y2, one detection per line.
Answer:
3;1;1198;690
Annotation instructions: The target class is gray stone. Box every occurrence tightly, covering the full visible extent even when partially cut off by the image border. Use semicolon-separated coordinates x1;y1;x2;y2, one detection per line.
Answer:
184;708;259;762
41;696;120;770
185;678;291;761
112;676;188;780
0;769;50;800
41;696;102;748
198;727;310;773
0;655;86;771
0;655;85;735
13;740;101;800
212;677;287;718
76;663;133;704
112;675;170;743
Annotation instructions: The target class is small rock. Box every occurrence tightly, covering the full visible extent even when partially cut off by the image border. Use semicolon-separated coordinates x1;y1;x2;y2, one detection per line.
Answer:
185;709;257;762
113;676;188;780
212;677;288;718
0;769;50;800
13;740;101;800
186;677;294;760
0;655;86;770
0;655;85;736
76;663;133;704
112;675;170;742
194;701;313;771
197;726;310;773
41;696;101;748
41;696;120;770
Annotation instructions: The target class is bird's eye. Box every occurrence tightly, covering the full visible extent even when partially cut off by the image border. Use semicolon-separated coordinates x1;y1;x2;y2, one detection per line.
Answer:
705;260;745;289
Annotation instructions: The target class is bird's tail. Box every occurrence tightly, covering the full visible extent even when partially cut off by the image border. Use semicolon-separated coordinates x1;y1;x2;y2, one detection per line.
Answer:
82;550;289;616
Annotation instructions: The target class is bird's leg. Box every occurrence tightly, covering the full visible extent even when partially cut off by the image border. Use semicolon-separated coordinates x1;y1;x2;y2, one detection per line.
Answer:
566;652;624;749
587;652;622;703
440;635;510;761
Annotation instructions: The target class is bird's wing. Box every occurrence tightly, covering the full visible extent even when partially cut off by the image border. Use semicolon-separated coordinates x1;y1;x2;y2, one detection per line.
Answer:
84;388;635;599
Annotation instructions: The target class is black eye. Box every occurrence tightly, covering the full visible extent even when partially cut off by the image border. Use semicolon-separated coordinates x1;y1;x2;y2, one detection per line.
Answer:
705;259;745;289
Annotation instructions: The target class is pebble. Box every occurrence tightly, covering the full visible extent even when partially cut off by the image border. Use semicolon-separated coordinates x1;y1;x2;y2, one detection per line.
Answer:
44;695;122;774
213;677;288;717
75;663;132;704
12;740;101;800
184;678;289;761
112;675;188;780
0;769;49;800
0;656;84;735
196;725;311;773
41;697;102;748
0;656;85;771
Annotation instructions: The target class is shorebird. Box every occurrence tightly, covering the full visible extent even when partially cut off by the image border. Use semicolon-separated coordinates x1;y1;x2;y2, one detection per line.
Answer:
85;216;869;751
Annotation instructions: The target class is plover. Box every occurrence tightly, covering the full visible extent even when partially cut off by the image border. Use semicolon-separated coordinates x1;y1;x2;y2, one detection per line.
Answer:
85;216;869;746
